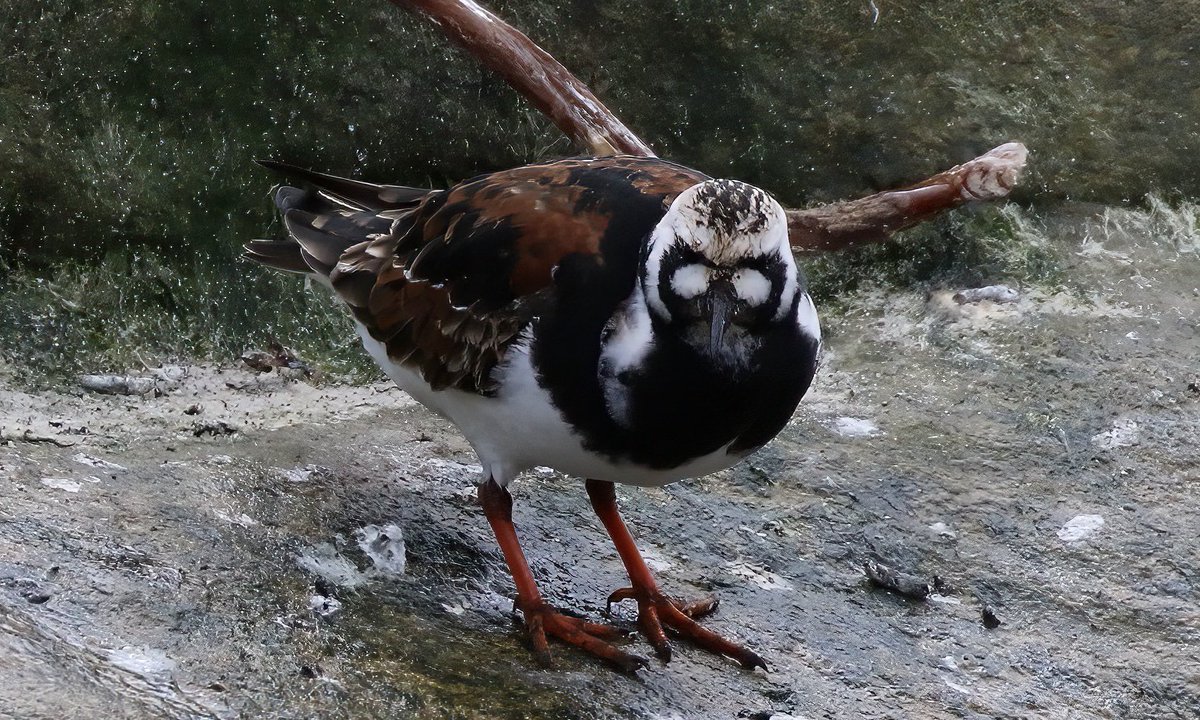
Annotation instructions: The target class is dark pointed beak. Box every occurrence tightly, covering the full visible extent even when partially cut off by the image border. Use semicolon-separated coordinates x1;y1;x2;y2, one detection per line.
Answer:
707;282;737;355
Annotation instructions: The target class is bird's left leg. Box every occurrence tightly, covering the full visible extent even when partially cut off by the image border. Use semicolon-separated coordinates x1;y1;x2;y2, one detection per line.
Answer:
586;478;767;670
479;477;646;672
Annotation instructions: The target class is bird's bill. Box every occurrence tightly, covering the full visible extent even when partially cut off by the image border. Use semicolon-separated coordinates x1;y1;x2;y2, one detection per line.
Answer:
706;283;737;356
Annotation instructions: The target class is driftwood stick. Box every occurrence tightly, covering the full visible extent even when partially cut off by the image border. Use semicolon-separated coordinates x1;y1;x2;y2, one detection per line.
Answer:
390;0;1027;253
392;0;654;157
786;142;1028;252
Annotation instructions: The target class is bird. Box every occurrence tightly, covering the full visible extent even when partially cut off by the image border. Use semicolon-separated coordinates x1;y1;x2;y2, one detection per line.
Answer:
247;155;821;672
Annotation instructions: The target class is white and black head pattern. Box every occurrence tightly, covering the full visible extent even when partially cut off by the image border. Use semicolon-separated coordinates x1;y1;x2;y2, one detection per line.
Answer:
642;179;819;368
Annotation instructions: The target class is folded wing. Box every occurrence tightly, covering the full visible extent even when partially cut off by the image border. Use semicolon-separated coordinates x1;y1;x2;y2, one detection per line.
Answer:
247;156;708;394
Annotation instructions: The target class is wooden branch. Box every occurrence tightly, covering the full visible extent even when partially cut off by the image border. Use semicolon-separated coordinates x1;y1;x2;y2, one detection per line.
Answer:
389;0;1027;253
786;142;1029;252
391;0;654;157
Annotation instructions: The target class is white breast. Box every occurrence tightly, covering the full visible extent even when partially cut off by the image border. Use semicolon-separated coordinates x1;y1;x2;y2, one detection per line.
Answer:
354;321;744;488
597;287;654;429
796;291;821;344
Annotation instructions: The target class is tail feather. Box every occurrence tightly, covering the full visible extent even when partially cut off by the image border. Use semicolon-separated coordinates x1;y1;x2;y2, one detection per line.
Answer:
254;159;431;211
272;185;311;213
282;210;361;276
247;161;436;277
244;239;313;274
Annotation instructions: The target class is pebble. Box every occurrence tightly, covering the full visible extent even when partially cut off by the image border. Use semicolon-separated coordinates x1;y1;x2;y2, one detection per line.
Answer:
308;594;342;618
953;285;1019;304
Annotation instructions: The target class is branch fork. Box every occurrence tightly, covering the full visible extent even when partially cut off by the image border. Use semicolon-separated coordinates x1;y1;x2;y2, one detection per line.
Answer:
392;0;1027;252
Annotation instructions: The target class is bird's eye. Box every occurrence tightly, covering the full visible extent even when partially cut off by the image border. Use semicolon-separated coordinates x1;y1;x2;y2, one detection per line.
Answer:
732;269;770;306
669;264;711;299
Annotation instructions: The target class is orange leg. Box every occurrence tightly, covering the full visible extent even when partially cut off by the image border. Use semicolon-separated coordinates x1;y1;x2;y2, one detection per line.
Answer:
586;479;767;670
478;478;646;672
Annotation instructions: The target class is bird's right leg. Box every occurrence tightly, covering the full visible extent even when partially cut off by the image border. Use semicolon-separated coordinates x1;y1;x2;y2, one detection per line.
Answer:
478;477;646;672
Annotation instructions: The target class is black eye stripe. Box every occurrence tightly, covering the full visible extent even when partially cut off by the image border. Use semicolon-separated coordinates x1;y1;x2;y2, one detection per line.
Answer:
740;257;787;285
661;246;713;273
735;256;770;272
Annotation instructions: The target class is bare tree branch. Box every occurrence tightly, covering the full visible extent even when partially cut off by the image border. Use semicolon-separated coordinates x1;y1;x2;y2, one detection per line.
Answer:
391;0;654;157
391;0;1028;253
786;143;1029;252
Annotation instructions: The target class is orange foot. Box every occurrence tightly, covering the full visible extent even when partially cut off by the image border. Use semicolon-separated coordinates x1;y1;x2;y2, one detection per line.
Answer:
607;587;766;670
517;598;647;673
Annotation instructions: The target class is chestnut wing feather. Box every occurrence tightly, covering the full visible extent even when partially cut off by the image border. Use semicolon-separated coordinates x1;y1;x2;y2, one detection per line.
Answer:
272;156;709;395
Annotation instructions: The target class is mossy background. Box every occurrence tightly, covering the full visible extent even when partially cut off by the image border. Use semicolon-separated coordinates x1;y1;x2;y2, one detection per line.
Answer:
1;0;1196;384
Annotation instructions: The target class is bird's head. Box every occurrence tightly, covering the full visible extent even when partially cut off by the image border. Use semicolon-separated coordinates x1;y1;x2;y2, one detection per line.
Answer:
642;179;812;368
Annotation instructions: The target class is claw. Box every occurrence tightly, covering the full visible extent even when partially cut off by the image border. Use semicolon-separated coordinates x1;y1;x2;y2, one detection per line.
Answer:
639;603;672;662
614;652;651;675
739;650;769;672
651;637;672;663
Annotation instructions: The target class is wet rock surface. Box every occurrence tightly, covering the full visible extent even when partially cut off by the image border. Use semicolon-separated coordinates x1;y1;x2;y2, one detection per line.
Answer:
2;206;1198;718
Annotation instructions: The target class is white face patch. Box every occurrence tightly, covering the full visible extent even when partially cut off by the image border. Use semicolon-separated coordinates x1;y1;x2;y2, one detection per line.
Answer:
669;264;711;299
643;179;797;323
732;269;770;306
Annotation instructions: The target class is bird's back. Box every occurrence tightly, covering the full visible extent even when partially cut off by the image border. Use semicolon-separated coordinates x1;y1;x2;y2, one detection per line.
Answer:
247;156;709;394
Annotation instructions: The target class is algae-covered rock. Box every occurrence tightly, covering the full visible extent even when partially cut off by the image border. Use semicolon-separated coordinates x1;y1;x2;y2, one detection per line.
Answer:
1;0;1196;264
1;0;1194;383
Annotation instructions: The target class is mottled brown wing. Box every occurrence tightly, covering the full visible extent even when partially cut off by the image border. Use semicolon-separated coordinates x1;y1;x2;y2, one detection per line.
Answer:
285;156;709;395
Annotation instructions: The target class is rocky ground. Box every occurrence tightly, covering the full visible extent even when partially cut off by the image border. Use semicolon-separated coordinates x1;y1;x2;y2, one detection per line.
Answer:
1;203;1198;719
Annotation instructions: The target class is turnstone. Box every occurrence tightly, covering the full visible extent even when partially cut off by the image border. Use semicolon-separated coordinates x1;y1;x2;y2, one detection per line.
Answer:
247;155;821;671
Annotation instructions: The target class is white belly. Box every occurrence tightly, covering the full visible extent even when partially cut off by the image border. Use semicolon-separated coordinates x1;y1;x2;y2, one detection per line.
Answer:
354;323;742;487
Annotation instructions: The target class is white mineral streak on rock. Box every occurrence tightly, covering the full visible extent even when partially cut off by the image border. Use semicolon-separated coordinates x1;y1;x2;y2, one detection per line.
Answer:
943;679;972;695
213;509;258;527
929;522;956;538
308;594;342;618
727;560;793;590
41;478;82;493
356;524;407;576
831;417;881;438
639;545;673;572
1058;514;1105;542
1091;418;1139;450
296;544;367;588
79;371;183;395
953;285;1020;305
72;453;127;471
107;646;176;679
